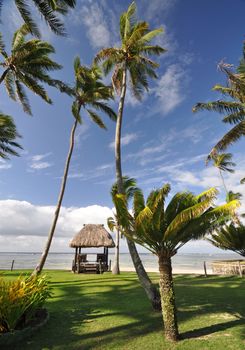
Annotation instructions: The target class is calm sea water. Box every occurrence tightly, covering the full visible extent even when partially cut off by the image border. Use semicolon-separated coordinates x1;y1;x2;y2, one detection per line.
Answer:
0;251;240;273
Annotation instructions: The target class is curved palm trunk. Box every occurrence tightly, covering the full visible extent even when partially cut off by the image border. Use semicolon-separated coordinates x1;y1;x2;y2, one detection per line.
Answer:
34;119;78;275
112;228;120;274
114;64;161;311
158;254;179;341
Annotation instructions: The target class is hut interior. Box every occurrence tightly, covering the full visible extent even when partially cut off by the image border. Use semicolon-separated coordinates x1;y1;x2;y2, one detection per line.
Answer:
69;224;115;274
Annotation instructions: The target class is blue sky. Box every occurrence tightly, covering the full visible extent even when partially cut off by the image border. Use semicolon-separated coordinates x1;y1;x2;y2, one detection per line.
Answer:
0;0;244;253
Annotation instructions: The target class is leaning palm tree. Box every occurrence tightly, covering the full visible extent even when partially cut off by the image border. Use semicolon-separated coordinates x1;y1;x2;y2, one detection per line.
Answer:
108;176;162;310
0;24;72;115
0;113;22;159
114;184;239;341
0;0;76;37
95;1;165;306
209;223;245;257
193;45;245;158
34;58;116;274
209;153;235;194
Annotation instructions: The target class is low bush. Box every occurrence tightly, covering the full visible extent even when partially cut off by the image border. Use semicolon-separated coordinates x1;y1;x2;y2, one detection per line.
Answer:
0;275;51;333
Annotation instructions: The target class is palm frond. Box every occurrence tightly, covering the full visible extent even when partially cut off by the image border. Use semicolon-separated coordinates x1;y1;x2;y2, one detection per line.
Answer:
15;80;32;115
86;109;107;129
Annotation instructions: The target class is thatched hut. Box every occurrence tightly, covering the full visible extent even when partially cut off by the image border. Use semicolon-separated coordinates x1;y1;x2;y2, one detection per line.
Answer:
69;224;115;273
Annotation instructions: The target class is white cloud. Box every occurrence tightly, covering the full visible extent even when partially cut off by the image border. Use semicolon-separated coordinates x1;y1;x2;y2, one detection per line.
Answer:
29;153;53;170
0;200;113;251
109;133;139;149
70;2;111;48
142;0;177;21
152;64;188;115
0;159;12;170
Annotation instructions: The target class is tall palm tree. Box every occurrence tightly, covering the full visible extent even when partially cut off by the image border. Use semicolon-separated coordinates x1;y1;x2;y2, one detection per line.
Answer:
193;44;245;157
0;1;76;37
34;58;116;274
0;113;22;159
209;153;235;194
209;223;245;257
95;1;165;306
114;184;239;341
108;176;161;310
0;25;72;115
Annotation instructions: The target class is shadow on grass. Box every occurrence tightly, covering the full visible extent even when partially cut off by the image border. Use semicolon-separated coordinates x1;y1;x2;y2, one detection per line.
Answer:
3;271;245;349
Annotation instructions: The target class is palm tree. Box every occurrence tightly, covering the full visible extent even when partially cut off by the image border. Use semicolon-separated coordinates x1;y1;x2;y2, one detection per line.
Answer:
34;58;116;274
0;1;76;37
0;25;72;115
108;176;161;310
113;184;239;341
209;223;245;257
95;1;165;306
193;45;245;157
0;113;22;159
209;153;235;194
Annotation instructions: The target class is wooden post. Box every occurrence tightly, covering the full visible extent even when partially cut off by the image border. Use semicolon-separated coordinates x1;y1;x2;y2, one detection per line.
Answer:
11;259;15;271
99;260;102;274
204;261;207;277
109;259;111;272
238;261;243;277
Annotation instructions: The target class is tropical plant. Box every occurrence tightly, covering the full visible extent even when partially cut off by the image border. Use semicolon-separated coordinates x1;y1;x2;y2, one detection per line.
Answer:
209;223;245;257
0;0;76;37
0;24;72;115
95;1;165;308
241;177;245;184
209;153;235;194
34;58;116;274
108;176;162;310
113;183;239;341
0;274;51;332
109;176;138;275
0;113;22;159
193;44;245;157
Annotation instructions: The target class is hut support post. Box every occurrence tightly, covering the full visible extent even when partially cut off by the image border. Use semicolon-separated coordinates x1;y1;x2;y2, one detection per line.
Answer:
73;248;78;273
104;247;108;270
204;261;207;277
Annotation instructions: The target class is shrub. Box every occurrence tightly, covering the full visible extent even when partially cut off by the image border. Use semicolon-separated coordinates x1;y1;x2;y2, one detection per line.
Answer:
0;275;51;333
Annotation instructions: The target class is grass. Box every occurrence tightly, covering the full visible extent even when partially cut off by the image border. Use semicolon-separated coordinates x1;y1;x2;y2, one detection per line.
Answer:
1;270;245;350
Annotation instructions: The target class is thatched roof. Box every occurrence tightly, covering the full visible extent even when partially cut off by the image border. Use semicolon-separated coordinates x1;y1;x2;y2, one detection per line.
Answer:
69;224;115;248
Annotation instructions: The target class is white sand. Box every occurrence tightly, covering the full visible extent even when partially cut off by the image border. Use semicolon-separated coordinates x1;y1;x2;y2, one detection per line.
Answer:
120;267;213;275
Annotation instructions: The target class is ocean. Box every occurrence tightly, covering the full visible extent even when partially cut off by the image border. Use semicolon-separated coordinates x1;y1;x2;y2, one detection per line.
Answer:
0;251;240;274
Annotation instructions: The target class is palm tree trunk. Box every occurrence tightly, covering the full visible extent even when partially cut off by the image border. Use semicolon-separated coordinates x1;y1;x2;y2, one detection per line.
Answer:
114;64;161;311
112;228;120;274
33;118;78;275
219;169;228;195
0;68;10;84
158;254;179;341
128;239;161;311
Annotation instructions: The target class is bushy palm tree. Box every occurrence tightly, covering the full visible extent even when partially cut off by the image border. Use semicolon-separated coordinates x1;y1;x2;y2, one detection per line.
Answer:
34;59;116;274
0;113;22;159
95;1;165;303
193;44;245;157
0;24;72;115
108;176;161;310
0;0;76;37
114;184;239;341
209;223;245;257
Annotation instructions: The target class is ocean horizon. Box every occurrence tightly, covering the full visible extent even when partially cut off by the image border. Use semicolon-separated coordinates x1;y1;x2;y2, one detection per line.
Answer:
0;251;241;274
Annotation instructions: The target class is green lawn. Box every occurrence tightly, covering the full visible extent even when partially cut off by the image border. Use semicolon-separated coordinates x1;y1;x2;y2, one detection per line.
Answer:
1;270;245;350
